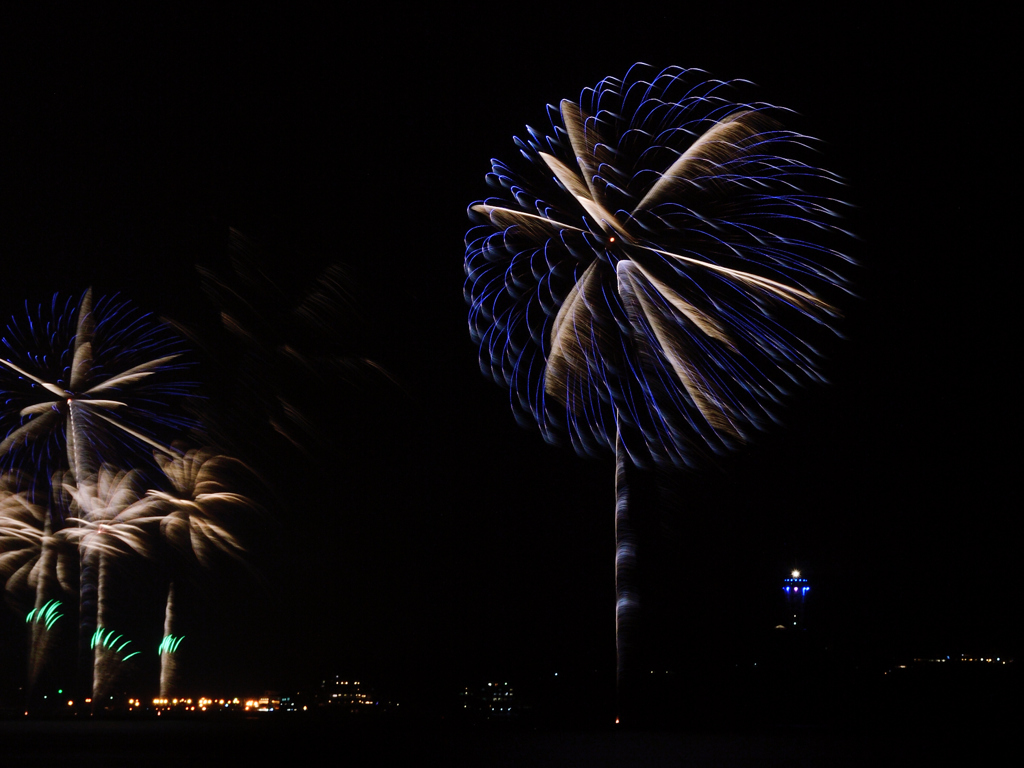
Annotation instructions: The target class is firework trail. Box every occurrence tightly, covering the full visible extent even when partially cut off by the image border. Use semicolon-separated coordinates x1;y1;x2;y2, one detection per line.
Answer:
145;448;256;698
465;63;850;708
0;289;195;483
59;466;161;703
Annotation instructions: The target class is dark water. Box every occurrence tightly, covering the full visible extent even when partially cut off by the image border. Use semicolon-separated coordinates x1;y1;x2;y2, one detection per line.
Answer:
0;717;1007;768
3;660;1014;767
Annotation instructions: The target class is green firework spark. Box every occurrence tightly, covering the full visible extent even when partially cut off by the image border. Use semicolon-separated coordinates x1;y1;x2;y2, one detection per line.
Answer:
91;627;141;661
26;600;63;631
158;634;185;655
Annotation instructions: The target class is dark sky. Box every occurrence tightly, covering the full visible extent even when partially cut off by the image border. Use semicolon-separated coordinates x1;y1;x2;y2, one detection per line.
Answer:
0;9;1014;700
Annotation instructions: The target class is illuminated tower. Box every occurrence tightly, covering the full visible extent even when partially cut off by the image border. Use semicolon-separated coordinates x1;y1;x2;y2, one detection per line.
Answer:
782;569;810;629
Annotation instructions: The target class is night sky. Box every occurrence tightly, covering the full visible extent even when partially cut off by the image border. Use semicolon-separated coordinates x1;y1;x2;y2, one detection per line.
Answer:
0;9;1014;703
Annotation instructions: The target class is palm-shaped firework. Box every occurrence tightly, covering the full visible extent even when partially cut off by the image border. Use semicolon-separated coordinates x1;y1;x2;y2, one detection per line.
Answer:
465;64;850;705
0;288;266;703
0;479;56;606
59;466;161;702
0;289;194;482
144;448;256;698
0;473;77;687
0;290;193;700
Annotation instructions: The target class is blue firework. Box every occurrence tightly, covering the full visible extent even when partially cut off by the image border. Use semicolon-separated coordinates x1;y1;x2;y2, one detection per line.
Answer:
465;63;851;469
465;63;851;703
0;289;196;480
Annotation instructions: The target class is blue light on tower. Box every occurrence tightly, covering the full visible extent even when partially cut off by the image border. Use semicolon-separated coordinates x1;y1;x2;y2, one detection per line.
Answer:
782;569;810;629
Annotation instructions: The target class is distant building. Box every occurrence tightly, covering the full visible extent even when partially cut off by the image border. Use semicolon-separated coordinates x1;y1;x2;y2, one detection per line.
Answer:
781;569;810;629
318;677;378;712
459;681;515;719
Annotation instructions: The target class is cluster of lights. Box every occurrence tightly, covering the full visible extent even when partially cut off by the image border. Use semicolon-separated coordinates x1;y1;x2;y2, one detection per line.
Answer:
326;680;375;707
487;682;513;714
145;695;309;713
885;656;1012;675
26;674;408;718
29;691;331;717
461;682;513;714
783;570;809;596
153;697;195;709
152;696;245;712
244;697;282;712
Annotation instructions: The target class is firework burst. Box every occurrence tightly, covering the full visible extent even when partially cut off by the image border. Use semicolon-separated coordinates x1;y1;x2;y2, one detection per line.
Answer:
0;474;77;686
145;447;257;698
465;63;850;707
0;482;49;602
467;64;850;465
0;286;268;705
59;466;162;702
0;289;195;482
